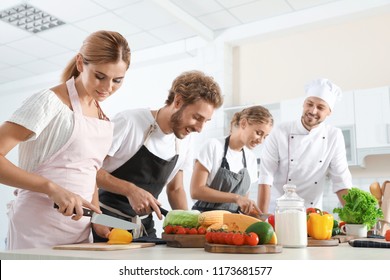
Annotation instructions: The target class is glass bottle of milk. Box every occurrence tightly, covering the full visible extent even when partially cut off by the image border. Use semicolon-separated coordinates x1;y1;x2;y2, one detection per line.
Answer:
275;184;307;248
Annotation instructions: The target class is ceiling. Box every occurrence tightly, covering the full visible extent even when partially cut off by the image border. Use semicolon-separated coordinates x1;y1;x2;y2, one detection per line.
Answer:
0;0;361;85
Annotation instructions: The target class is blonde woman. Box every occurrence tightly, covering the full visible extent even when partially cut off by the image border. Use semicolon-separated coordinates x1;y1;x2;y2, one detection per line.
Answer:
191;105;273;214
1;30;130;249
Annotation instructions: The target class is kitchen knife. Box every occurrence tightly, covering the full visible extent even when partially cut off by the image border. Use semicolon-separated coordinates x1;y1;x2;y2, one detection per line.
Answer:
54;204;140;230
238;207;270;221
158;206;169;217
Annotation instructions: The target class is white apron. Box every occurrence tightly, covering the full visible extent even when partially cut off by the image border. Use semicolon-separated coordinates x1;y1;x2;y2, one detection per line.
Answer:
7;77;113;249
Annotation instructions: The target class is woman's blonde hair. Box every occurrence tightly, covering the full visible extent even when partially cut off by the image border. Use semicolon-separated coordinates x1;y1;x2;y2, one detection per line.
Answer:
231;105;273;131
61;30;131;82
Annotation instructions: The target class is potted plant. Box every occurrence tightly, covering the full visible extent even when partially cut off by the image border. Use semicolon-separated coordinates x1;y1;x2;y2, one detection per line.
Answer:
333;187;383;234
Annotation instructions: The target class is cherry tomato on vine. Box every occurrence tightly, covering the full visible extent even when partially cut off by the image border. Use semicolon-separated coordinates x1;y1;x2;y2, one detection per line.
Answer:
232;232;245;246
224;232;234;245
205;231;213;243
245;232;259;246
188;228;198;234
164;225;174;234
175;226;186;234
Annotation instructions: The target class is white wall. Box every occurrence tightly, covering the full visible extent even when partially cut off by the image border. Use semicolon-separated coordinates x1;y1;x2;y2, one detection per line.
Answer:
234;9;390;105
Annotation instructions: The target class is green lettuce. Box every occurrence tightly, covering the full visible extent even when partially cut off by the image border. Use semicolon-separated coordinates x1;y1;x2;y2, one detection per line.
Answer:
163;210;200;228
333;187;383;229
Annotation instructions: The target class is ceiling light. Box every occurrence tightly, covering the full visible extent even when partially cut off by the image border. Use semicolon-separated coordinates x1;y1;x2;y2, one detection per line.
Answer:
0;3;65;33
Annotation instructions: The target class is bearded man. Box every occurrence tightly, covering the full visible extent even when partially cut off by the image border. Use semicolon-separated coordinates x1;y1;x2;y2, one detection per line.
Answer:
94;70;223;240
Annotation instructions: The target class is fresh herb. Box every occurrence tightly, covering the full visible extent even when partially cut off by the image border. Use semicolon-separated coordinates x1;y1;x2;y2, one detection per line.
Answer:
333;187;383;229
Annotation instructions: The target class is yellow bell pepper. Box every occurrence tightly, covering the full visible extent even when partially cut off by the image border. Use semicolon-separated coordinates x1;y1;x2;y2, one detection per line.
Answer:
307;210;334;240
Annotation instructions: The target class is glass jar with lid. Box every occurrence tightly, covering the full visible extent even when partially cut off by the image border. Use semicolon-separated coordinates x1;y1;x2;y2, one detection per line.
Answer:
275;184;307;247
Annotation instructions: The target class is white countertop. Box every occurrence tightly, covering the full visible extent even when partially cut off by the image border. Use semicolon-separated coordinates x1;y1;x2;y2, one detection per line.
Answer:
1;243;390;260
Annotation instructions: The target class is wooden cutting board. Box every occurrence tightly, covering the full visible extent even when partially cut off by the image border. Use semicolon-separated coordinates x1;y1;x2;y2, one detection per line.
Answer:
204;243;282;254
53;242;155;251
307;235;354;247
161;233;206;248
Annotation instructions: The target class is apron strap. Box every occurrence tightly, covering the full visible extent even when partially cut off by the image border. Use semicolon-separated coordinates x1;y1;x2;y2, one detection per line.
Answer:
66;77;82;115
221;136;247;169
144;108;179;154
220;136;230;170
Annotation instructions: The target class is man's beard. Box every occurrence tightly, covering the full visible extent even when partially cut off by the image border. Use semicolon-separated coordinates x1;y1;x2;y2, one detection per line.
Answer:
170;105;187;139
302;113;322;130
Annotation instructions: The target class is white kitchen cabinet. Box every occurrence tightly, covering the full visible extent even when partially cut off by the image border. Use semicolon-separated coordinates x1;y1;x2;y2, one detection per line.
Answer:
326;91;357;165
280;97;304;123
326;90;355;126
354;86;390;149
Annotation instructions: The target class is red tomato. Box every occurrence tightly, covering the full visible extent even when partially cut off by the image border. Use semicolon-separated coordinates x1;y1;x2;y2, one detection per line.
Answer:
211;231;220;244
385;230;390;241
197;227;206;235
216;232;225;244
188;228;198;234
175;226;186;234
205;231;213;243
338;221;346;229
164;225;174;234
232;232;245;246
267;214;275;230
224;232;234;245
245;232;259;246
306;207;317;215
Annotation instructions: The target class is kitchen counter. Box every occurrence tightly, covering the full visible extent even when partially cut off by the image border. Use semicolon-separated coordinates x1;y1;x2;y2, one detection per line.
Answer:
1;242;390;260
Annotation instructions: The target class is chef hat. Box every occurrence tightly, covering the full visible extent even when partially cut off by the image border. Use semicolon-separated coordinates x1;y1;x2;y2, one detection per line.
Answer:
304;78;342;111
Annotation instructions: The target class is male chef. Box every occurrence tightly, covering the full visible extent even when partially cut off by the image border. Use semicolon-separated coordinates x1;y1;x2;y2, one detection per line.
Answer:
93;70;223;240
258;78;352;213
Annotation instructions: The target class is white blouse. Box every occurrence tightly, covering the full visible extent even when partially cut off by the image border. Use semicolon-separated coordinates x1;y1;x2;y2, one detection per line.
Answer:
8;89;74;172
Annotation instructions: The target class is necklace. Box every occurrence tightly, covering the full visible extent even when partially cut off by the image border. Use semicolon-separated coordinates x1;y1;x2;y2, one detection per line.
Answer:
94;100;109;121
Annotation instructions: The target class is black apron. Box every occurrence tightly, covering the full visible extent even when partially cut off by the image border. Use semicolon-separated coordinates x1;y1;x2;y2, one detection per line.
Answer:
98;115;179;239
192;136;251;213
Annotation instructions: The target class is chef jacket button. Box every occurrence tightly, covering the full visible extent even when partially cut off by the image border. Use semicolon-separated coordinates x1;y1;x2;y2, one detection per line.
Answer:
319;160;322;163
288;179;291;181
291;136;294;139
314;182;317;184
310;202;314;205
291;159;293;162
323;137;325;139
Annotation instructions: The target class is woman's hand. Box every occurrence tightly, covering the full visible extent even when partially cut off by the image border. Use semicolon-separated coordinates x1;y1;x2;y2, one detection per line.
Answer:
236;196;262;215
48;183;101;220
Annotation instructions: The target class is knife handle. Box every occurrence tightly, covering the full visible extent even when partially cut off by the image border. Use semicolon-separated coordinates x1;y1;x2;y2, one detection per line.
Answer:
159;206;169;217
53;203;93;217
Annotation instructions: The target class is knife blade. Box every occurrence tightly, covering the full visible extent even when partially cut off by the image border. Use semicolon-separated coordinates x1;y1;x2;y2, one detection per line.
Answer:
54;204;139;230
238;207;270;221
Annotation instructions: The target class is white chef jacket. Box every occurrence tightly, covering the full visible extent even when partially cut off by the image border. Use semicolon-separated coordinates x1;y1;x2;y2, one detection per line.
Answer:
258;119;352;213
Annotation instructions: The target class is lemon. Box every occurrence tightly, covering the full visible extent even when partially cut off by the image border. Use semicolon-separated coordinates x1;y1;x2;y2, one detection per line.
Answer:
267;232;278;245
